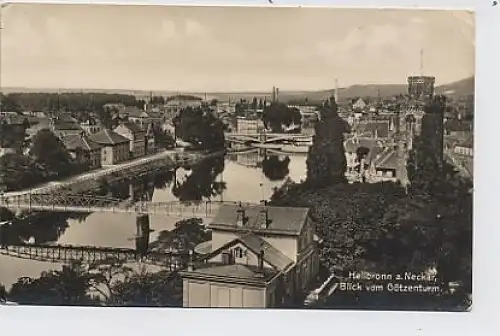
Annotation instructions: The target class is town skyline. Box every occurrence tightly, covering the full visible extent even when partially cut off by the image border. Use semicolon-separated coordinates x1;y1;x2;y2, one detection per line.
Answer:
1;4;474;92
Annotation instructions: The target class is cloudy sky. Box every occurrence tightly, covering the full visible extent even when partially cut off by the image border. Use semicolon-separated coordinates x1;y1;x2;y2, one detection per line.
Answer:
0;4;474;92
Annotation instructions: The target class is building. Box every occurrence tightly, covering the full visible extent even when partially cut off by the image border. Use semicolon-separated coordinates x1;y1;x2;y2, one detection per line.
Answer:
61;133;102;170
235;117;264;133
180;203;319;308
407;76;435;98
89;129;130;165
352;98;367;112
48;115;83;138
125;106;163;129
354;118;392;139
79;117;102;135
113;121;146;159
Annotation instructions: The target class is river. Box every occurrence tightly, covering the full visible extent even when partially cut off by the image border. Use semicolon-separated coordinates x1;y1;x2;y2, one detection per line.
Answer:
0;148;307;288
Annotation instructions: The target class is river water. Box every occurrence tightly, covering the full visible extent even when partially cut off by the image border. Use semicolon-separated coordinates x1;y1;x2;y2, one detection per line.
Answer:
0;149;307;288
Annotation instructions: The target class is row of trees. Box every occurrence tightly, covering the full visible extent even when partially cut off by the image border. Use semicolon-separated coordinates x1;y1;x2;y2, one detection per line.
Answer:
1;92;141;114
270;95;472;309
0;92;208;115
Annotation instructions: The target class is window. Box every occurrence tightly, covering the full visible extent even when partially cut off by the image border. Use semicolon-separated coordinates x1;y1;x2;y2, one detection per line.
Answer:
234;247;244;258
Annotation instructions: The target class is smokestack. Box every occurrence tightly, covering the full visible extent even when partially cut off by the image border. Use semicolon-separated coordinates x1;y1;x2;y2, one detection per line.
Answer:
275;88;279;102
271;87;276;103
236;202;245;227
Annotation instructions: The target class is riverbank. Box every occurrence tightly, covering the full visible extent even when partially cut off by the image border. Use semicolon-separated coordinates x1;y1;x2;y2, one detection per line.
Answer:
2;148;225;198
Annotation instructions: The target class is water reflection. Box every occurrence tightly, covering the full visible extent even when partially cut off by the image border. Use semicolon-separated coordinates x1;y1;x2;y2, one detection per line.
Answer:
262;155;291;181
172;156;226;202
0;212;89;246
227;148;291;182
0;151;307;288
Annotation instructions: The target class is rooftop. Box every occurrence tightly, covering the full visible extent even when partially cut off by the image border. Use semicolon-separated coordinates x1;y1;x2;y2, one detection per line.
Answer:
183;263;277;283
209;204;309;236
237;233;293;271
62;134;102;151
374;148;399;170
115;121;145;135
89;129;130;145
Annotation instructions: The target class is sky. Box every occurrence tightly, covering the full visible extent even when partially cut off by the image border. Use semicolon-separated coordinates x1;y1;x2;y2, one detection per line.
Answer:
0;4;475;92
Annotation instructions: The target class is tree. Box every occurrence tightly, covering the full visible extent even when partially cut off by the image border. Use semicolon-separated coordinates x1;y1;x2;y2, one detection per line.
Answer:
0;153;40;191
152;218;211;252
8;263;98;306
306;96;350;187
110;270;182;307
172;106;225;150
270;180;405;273
86;258;134;304
150;96;165;105
210;98;219;107
262;102;300;133
29;129;73;178
0;94;21;112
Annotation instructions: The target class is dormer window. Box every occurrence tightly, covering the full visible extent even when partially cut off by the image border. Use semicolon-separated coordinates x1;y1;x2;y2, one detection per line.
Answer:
234;247;244;258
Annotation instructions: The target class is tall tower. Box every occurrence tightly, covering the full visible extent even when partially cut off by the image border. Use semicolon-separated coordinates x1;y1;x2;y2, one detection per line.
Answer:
407;49;435;99
271;87;276;103
275;88;279;102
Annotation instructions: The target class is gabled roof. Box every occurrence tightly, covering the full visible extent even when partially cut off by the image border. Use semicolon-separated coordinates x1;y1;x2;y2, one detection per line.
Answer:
353;98;367;108
114;121;145;136
62;134;102;151
237;234;294;271
122;106;144;118
209;204;309;236
89;129;130;145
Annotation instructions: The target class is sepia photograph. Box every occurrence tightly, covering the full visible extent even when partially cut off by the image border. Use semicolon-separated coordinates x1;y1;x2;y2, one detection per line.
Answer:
0;3;474;311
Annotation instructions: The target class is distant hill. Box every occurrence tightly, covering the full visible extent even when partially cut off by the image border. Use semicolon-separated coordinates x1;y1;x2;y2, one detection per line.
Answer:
435;76;474;97
2;76;474;103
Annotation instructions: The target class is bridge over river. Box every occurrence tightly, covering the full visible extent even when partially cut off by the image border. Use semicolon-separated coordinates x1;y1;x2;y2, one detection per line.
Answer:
0;243;190;270
0;193;258;217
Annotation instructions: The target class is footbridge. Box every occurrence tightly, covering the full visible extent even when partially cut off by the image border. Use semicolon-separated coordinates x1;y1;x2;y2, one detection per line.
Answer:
0;193;257;218
0;243;190;270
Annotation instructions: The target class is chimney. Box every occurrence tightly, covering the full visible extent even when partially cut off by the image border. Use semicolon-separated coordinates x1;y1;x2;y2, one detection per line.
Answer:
187;249;195;271
275;88;280;102
258;201;269;229
236;202;245;227
256;248;265;276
